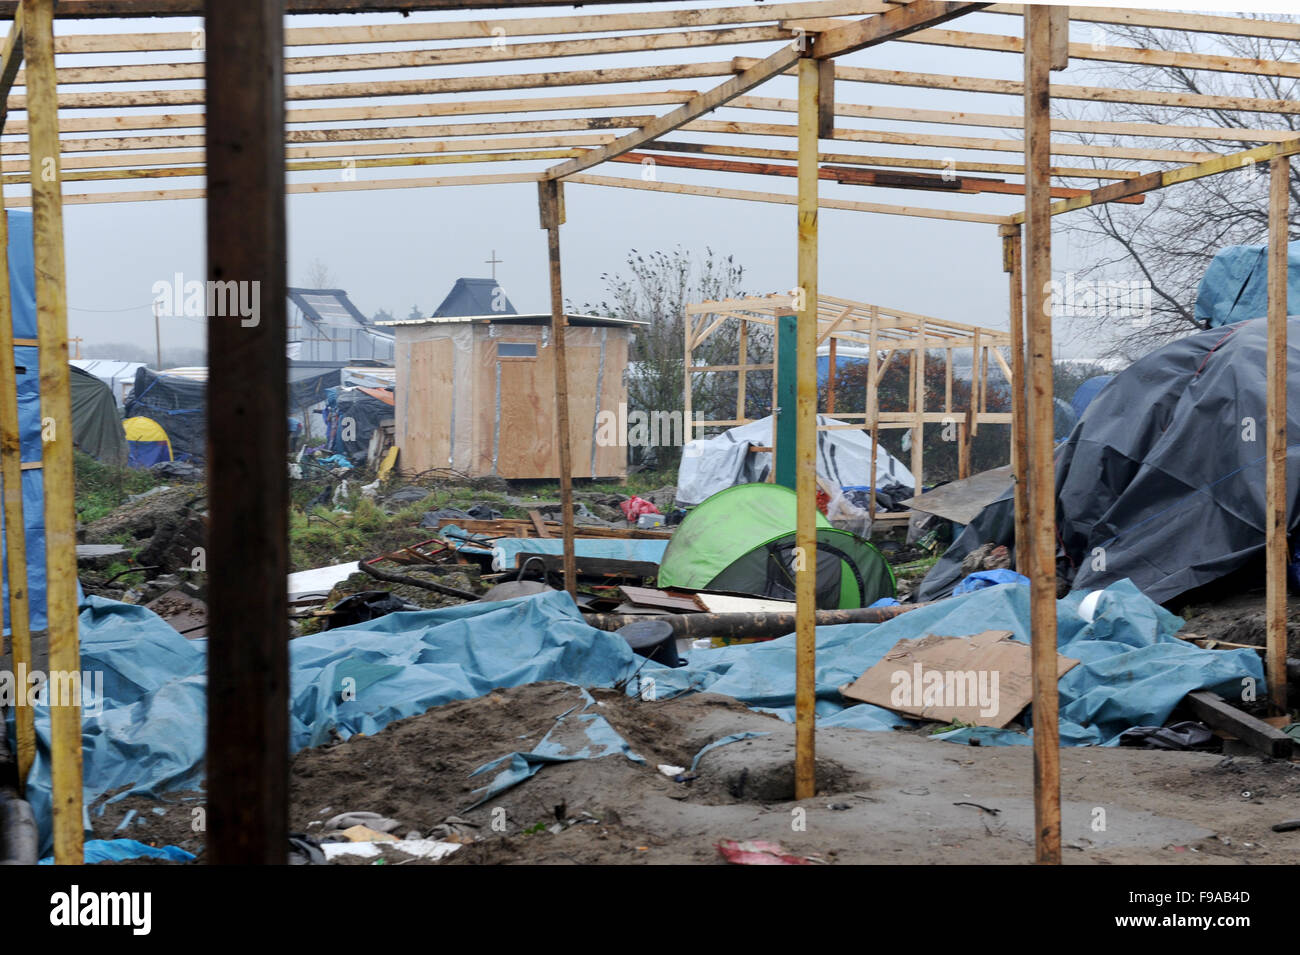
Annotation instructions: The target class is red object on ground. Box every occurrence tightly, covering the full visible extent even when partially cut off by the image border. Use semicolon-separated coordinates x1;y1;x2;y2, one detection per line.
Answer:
620;496;661;521
816;488;830;515
716;839;816;865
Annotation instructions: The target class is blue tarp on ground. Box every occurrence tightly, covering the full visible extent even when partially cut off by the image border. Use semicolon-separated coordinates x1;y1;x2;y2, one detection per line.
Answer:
1195;241;1300;327
440;523;669;572
2;210;50;632
17;579;1264;854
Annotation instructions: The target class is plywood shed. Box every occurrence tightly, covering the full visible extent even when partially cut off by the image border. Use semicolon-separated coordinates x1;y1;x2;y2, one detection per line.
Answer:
380;313;638;479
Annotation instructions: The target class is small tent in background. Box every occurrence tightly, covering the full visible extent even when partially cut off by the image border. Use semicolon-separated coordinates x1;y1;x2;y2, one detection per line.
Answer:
123;416;174;468
69;364;128;465
657;483;895;609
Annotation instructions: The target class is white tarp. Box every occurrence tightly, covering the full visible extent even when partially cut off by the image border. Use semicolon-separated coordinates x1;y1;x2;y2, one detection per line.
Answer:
675;415;914;507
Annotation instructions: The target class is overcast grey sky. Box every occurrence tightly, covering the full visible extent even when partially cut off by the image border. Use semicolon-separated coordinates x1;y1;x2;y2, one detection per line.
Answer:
46;3;1259;359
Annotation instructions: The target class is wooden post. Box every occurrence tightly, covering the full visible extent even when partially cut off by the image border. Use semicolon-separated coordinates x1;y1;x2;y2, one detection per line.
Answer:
827;335;837;414
0;173;34;789
683;314;693;444
24;0;81;865
1024;4;1062;865
1266;156;1290;715
794;53;821;802
204;0;289;865
539;179;577;598
868;312;879;519
970;328;981;438
736;319;748;423
912;319;924;492
1002;225;1031;576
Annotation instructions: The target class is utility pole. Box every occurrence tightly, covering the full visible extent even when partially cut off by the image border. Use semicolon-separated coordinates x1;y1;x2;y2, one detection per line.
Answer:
153;298;162;369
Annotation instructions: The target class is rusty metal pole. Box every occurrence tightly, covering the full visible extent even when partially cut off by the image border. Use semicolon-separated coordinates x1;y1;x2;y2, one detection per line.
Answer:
204;0;289;864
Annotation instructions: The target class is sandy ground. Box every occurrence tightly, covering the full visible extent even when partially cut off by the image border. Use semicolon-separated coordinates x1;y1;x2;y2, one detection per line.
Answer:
88;681;1300;865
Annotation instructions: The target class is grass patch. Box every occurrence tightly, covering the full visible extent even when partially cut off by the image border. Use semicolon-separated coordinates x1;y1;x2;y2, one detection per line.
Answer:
75;451;169;524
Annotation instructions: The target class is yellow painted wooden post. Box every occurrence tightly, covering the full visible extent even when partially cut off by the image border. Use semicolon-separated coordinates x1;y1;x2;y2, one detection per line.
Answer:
0;178;35;789
538;179;577;596
1024;3;1061;865
24;0;82;864
1266;156;1290;714
794;53;820;802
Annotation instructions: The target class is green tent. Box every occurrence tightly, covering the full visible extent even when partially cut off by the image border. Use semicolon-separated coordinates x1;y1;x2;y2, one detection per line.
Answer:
657;483;895;609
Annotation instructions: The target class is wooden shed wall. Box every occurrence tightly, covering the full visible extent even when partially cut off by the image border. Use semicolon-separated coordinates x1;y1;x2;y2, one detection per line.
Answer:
396;321;628;480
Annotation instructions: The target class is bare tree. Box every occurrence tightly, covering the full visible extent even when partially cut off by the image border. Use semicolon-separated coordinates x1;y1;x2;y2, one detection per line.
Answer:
572;246;769;468
1058;16;1300;360
302;257;337;290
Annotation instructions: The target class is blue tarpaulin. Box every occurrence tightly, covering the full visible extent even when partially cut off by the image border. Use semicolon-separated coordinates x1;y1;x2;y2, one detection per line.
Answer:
17;580;1264;855
1;210;50;632
440;523;669;572
1195;241;1300;328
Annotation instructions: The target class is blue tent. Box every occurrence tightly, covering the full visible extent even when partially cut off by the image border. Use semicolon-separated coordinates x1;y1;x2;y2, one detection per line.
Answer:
2;210;51;631
1070;374;1113;420
1195;241;1300;328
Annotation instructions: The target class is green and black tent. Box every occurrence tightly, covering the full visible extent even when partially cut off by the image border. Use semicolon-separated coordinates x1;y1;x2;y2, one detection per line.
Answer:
657;483;895;609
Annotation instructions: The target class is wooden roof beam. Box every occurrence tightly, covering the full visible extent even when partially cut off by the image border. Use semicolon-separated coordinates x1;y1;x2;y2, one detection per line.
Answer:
1009;136;1300;224
734;57;1300;117
544;1;988;181
51;0;894;53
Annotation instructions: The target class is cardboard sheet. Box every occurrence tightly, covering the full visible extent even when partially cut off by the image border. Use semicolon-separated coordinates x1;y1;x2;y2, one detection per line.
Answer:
840;630;1079;728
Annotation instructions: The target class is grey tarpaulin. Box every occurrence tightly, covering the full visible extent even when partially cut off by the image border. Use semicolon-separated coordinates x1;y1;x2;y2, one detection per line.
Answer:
69;364;127;465
921;316;1300;604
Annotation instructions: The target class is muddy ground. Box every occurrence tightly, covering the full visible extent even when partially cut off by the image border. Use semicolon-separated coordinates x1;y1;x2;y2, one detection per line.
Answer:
88;681;1300;865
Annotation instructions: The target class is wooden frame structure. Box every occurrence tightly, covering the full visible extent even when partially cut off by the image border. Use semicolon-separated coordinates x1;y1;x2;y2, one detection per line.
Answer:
684;292;1013;506
0;0;1293;865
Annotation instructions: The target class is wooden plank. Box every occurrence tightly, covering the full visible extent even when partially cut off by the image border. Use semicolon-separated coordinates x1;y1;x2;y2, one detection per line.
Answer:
899;26;1300;81
529;509;552;539
54;1;890;52
0;162;33;787
1266;157;1290;715
24;0;80;867
1185;691;1294;759
1023;4;1061;867
1004;228;1029;575
0;2;22;132
794;54;820;803
811;1;988;60
0;0;693;14
1010;139;1300;224
567;173;1013;225
539;179;576;598
736;57;1300;119
547;1;986;181
11;24;794;86
203;0;288;865
619;585;704;613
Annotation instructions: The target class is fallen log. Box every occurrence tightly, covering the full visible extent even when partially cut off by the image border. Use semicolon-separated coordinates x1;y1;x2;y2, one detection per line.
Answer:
358;560;479;602
582;602;922;640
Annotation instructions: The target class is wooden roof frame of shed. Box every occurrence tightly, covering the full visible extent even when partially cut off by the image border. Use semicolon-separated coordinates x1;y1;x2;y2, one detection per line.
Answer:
684;292;1014;517
1;0;1294;866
